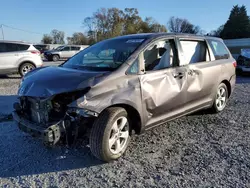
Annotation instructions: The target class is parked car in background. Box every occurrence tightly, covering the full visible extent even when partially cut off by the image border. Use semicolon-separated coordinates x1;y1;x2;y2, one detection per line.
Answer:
33;44;50;54
13;33;236;162
44;45;84;61
236;48;250;75
0;40;43;76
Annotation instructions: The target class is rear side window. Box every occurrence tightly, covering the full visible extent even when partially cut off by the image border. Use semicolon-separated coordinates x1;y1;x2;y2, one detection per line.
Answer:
71;46;80;50
5;43;18;52
17;44;29;51
1;43;29;52
0;43;7;52
62;46;70;51
207;39;230;60
179;40;210;65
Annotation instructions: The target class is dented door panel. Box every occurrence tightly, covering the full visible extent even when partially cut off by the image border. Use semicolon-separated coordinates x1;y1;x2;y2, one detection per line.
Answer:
185;61;221;109
140;67;188;127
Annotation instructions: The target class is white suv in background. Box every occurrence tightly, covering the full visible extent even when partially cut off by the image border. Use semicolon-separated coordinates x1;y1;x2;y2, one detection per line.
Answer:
43;45;85;61
0;41;43;76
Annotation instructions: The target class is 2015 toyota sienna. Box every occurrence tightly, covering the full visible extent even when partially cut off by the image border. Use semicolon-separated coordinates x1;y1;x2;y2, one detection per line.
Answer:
12;33;236;162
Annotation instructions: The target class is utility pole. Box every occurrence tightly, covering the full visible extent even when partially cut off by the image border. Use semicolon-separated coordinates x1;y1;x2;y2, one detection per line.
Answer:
1;24;4;40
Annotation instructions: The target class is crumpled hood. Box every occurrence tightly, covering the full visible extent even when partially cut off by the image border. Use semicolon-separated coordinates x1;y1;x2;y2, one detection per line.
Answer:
18;66;109;97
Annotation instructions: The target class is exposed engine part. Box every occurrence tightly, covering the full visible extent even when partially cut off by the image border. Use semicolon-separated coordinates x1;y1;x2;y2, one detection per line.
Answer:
15;88;95;146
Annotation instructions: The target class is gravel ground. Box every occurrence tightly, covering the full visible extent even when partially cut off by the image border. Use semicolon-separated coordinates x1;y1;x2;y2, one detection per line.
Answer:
0;71;250;187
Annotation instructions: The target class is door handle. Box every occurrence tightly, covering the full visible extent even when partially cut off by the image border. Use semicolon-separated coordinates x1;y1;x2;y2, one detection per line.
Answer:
188;69;197;76
173;72;184;79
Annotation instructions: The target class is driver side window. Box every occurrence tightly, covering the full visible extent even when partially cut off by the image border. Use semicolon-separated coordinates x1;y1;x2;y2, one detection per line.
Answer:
62;46;70;51
143;39;178;71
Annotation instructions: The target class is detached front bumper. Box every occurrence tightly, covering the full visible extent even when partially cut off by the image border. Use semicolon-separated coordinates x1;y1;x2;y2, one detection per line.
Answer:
12;111;63;146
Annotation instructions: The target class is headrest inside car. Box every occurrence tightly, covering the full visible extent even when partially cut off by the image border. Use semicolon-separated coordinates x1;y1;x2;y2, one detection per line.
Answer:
159;48;167;56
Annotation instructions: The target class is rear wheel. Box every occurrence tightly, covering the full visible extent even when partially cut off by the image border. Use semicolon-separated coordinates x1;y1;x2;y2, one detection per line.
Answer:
211;83;228;113
89;107;131;162
52;55;59;62
19;62;35;77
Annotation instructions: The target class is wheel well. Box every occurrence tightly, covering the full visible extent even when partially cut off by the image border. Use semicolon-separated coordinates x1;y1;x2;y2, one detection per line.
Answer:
221;80;231;97
107;104;142;134
19;61;36;71
53;54;60;58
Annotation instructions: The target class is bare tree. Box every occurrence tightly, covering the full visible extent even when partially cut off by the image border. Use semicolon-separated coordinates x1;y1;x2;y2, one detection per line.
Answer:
51;29;65;44
168;16;200;34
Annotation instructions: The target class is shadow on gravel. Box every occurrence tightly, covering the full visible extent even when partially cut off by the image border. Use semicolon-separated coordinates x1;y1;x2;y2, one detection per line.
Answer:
0;74;21;79
0;95;18;117
0;121;103;178
236;76;250;84
187;109;213;116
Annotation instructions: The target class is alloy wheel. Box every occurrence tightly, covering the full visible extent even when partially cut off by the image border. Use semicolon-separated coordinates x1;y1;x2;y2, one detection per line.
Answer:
21;63;35;76
216;87;227;111
109;116;129;155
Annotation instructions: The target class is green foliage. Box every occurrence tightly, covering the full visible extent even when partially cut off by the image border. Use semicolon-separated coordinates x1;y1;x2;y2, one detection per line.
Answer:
51;29;65;44
67;32;88;45
41;30;65;44
209;25;224;37
82;7;167;43
41;34;53;44
220;5;250;39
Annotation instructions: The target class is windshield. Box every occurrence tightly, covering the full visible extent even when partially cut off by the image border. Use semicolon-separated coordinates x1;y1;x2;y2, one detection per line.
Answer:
62;38;144;71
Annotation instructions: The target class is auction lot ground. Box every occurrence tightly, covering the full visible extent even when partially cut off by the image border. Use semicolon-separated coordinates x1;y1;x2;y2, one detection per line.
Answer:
0;63;250;187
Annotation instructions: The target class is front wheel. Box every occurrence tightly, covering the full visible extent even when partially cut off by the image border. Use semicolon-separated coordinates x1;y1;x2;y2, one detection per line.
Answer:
211;83;228;113
52;55;60;62
89;107;131;162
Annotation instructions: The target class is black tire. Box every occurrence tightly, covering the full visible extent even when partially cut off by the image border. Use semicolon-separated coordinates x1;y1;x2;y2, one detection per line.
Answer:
19;62;35;77
52;55;60;62
210;83;228;113
89;107;131;162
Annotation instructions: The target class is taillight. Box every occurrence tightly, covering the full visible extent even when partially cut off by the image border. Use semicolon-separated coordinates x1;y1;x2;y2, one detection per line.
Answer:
30;50;40;55
233;61;237;68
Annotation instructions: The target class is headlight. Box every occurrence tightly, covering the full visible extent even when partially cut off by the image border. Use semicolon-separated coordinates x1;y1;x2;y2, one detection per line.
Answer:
78;95;87;107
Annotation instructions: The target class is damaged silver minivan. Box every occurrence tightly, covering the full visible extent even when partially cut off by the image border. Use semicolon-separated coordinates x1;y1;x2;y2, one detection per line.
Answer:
13;33;236;162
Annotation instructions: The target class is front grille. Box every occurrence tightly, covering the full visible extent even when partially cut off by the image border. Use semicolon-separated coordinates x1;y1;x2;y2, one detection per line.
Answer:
21;97;52;125
20;97;67;125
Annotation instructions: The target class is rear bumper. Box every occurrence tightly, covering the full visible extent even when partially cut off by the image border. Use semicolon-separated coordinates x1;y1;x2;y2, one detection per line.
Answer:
12;111;62;145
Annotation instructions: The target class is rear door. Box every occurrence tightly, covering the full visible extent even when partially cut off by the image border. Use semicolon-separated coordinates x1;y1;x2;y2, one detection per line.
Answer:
138;37;188;128
0;43;21;70
71;46;81;56
60;46;71;58
177;38;224;111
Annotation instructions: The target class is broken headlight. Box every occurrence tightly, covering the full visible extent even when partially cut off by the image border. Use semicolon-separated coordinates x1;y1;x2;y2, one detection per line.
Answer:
67;107;98;117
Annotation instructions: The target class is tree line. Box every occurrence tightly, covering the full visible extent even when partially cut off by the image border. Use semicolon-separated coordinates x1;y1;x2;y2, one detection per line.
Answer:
209;5;250;39
41;5;250;45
